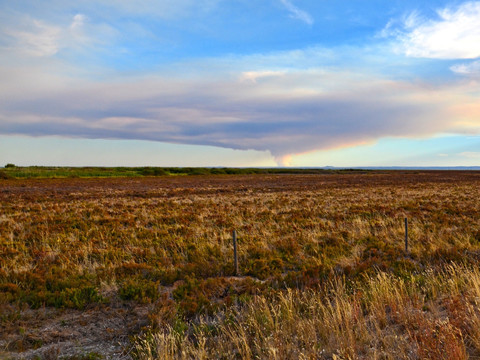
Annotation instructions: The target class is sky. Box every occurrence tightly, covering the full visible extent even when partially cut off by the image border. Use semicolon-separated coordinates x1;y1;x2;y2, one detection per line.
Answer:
1;0;480;167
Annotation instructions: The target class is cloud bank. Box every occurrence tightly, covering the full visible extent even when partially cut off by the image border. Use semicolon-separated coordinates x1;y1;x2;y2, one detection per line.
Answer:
1;62;477;165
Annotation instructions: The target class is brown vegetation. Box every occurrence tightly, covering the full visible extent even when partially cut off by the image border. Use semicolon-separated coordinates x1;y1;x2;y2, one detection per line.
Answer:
1;171;480;358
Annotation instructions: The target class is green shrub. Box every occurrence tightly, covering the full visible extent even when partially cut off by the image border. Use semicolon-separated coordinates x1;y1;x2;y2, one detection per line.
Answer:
119;278;159;303
0;170;11;179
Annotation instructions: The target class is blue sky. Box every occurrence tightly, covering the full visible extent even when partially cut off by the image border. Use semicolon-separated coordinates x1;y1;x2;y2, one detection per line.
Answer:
1;0;480;167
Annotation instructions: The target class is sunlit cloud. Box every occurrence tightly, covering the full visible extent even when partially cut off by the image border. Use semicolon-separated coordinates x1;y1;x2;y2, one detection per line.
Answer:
240;70;287;83
449;100;480;130
385;1;480;59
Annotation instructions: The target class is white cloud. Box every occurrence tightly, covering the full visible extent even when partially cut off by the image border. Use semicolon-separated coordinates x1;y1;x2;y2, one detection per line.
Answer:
240;70;286;83
459;151;480;158
279;0;313;25
451;60;480;75
70;14;86;30
386;1;480;59
0;13;117;61
5;19;61;57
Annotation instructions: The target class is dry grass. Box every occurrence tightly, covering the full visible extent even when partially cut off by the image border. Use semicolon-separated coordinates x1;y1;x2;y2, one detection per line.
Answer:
2;172;480;358
135;264;480;359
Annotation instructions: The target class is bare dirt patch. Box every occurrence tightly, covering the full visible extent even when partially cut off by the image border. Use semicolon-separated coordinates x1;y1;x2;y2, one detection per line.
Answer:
0;302;151;359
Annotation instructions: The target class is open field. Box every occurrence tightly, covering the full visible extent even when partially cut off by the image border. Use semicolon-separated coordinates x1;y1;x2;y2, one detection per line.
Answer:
2;172;480;359
0;166;365;179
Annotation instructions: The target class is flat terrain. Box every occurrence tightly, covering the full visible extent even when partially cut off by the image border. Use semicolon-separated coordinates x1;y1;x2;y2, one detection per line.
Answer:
2;172;480;359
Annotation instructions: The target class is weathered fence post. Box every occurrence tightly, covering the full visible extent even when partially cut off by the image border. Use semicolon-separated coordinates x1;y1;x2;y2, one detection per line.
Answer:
404;217;408;253
233;230;239;276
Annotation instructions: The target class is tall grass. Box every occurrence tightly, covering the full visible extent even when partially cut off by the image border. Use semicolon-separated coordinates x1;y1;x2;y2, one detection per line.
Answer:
134;264;480;359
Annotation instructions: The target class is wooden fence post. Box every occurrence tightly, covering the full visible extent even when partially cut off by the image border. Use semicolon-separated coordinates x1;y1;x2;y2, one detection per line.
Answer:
233;230;239;276
404;218;408;253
